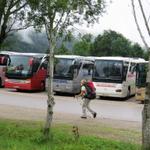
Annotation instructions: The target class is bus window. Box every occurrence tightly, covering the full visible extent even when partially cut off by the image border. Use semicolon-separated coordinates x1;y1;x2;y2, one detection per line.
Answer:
93;60;123;81
0;56;8;66
82;64;93;76
54;58;75;79
32;58;40;73
42;60;48;69
136;62;148;102
136;63;147;87
130;63;136;74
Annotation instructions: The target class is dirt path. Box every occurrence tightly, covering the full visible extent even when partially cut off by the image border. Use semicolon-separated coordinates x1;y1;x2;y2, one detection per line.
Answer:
0;104;142;144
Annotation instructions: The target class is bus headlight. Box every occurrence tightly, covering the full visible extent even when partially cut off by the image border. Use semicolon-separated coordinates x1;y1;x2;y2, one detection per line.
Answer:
24;80;31;84
66;85;71;89
5;79;9;82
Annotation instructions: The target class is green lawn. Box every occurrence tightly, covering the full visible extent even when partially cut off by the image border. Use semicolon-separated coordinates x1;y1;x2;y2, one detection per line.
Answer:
0;119;141;150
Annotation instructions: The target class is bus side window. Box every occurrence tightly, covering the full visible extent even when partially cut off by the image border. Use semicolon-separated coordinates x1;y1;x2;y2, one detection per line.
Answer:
82;64;93;76
73;61;82;78
0;56;8;65
32;59;40;73
130;63;136;74
40;61;48;70
123;66;128;81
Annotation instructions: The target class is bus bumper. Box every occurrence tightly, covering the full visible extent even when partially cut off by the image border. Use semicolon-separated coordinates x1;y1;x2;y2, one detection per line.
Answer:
5;79;32;90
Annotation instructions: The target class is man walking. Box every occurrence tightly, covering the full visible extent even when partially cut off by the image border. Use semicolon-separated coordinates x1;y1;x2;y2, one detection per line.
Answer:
77;79;97;119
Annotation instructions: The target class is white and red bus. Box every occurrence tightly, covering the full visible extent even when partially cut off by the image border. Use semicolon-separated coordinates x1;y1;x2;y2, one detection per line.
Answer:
91;56;146;98
0;53;9;87
5;52;47;91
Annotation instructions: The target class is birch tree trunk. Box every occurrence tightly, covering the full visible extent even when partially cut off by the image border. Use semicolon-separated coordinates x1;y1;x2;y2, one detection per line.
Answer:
43;29;55;139
142;50;150;149
131;0;150;148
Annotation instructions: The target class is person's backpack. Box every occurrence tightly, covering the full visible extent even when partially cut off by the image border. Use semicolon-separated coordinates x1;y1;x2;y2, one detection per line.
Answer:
84;81;96;100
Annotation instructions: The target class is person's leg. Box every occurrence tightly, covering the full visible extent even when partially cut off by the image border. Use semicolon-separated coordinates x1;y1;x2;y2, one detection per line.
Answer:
86;99;97;118
81;98;88;118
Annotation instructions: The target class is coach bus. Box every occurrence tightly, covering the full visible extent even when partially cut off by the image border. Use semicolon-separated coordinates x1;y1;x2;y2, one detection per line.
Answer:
92;56;146;99
5;52;47;91
0;53;9;87
135;60;148;102
52;55;94;94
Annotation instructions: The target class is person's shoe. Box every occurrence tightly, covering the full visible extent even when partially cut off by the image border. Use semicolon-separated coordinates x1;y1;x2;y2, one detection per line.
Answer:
93;113;97;118
81;116;87;119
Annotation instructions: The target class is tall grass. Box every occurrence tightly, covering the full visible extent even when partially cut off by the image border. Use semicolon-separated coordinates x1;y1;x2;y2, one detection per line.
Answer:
0;119;141;150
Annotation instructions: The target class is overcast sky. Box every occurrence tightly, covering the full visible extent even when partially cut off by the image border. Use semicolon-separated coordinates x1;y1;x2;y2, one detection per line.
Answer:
75;0;150;47
22;0;150;47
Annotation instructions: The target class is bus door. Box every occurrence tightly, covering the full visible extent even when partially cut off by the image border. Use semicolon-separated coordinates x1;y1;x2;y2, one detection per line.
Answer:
126;62;137;96
80;62;93;80
72;61;94;93
0;54;8;87
136;63;147;101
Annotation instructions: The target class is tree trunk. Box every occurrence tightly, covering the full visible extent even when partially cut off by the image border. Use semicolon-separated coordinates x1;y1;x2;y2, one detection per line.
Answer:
142;52;150;150
43;31;55;139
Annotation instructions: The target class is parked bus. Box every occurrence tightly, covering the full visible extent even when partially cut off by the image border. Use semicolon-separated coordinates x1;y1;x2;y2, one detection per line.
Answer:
5;52;47;91
52;55;94;94
0;53;9;87
92;56;146;98
135;61;148;102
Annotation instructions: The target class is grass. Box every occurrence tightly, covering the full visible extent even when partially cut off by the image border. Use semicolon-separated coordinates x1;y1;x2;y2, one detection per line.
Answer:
0;119;141;150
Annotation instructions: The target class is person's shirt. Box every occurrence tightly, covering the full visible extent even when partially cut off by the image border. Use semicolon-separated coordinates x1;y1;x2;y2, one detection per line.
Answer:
81;85;87;97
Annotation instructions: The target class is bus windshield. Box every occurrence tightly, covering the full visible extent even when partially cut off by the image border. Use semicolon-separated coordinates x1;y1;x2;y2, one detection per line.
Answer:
93;60;123;83
54;58;74;79
6;55;40;79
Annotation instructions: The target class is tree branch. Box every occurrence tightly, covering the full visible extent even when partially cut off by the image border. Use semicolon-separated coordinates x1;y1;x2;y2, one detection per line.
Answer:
7;25;32;34
131;0;149;50
138;0;150;37
10;2;27;15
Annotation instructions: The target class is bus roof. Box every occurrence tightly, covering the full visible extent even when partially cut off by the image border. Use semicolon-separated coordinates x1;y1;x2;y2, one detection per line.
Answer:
0;51;46;58
87;56;146;63
55;55;84;59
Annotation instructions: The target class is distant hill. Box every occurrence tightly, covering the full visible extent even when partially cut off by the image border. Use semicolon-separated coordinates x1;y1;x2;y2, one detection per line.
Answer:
1;31;75;53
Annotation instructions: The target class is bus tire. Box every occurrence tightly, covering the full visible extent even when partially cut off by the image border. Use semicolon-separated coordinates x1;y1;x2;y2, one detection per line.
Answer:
0;78;2;87
41;81;45;91
126;88;131;99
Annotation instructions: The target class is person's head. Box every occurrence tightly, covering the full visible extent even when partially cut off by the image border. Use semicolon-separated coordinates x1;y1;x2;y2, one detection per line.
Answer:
81;79;86;86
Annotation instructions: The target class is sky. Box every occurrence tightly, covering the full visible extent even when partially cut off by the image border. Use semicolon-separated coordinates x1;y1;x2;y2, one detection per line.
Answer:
21;0;150;47
75;0;150;47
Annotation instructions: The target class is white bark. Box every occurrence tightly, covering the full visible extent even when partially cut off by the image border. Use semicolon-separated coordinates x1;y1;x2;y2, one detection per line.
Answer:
142;54;150;150
44;27;55;139
131;0;149;50
131;0;150;149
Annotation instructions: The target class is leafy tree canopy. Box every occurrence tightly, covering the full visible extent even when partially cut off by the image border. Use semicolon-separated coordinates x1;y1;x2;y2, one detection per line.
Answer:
73;34;93;56
0;0;30;48
91;30;146;58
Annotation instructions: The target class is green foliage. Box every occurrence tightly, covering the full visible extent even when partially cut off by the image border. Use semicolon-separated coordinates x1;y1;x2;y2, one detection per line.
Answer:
27;0;106;53
0;119;140;150
0;0;30;47
73;34;93;56
91;30;146;58
55;44;71;55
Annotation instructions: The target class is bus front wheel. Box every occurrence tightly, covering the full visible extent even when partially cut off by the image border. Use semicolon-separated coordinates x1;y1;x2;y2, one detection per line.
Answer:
40;81;45;91
0;78;2;87
126;89;131;99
